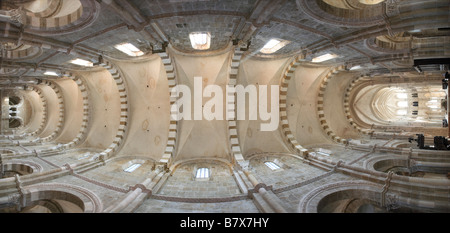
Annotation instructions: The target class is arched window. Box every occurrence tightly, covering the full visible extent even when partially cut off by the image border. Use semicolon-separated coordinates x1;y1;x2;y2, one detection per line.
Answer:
264;161;281;170
189;32;211;50
114;43;144;57
195;168;210;179
396;93;407;99
124;163;141;173
396;109;407;116
397;101;408;108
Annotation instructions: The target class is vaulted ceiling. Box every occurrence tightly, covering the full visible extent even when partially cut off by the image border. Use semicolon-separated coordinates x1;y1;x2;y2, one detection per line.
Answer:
1;0;449;82
0;0;449;215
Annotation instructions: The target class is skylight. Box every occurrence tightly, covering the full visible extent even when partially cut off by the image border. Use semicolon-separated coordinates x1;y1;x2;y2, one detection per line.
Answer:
427;100;440;109
350;65;362;70
358;0;386;5
114;43;144;57
408;29;421;33
312;53;338;63
396;109;408;115
189;32;211;50
44;71;58;76
77;152;91;160
124;163;142;173
264;161;281;170
195;167;210;179
70;58;93;67
316;148;333;156
397;101;408;108
260;39;290;54
396;93;408;99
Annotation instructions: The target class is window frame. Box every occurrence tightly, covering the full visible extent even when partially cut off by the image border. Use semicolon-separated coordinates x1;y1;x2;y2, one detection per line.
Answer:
195;167;210;179
124;163;142;173
264;161;281;171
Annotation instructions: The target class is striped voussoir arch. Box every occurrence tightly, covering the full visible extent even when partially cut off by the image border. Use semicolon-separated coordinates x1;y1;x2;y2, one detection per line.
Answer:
23;0;99;36
279;56;309;158
158;51;177;165
40;80;64;142
96;61;129;161
59;72;90;149
343;76;374;136
227;45;246;164
316;65;348;145
25;0;62;19
4;46;43;61
2;159;44;173
26;85;47;138
25;4;82;29
2;91;27;140
20;72;89;154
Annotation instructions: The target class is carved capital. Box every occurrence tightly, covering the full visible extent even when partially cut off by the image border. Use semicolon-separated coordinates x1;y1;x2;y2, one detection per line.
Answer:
385;0;400;16
8;193;21;207
0;7;26;25
238;160;249;171
385;193;399;211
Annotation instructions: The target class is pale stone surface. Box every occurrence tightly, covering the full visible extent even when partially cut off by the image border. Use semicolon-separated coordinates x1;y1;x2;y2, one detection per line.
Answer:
0;0;449;214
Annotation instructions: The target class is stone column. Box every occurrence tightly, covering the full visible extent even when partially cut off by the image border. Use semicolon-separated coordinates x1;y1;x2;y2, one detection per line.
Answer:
242;168;287;213
0;92;9;133
104;165;166;213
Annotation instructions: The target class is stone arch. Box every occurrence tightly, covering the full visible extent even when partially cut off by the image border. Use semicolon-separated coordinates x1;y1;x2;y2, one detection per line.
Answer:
298;180;384;213
297;0;386;28
227;44;247;166
8;118;22;128
157;49;178;166
365;33;411;54
344;74;446;136
1;159;43;178
91;60;129;161
0;148;17;156
21;0;101;36
1;43;43;61
343;76;375;135
279;56;310;158
159;158;242;198
24;85;47;137
21;183;103;213
8;95;22;105
39;79;64;142
170;158;234;174
316;189;384;213
57;72;90;149
316;65;348;144
366;155;450;178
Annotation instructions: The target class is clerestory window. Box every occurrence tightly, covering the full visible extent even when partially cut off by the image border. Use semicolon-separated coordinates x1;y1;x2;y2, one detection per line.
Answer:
195;167;210;179
124;163;142;173
189;32;211;50
264;161;281;170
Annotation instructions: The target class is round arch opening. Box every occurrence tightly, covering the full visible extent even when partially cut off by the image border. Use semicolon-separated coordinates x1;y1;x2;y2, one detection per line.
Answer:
8;96;21;106
0;163;34;178
317;189;385;213
373;159;450;179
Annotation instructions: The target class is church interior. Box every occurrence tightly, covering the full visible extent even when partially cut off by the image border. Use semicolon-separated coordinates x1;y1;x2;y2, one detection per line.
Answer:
0;0;449;213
